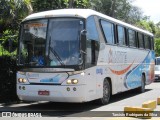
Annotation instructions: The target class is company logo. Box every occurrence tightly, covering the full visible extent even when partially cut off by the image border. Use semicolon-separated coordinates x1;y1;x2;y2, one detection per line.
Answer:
108;48;134;75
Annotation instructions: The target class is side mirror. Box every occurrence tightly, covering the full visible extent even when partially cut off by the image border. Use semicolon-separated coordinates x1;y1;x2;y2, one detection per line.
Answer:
80;30;87;53
80;29;87;45
79;30;87;66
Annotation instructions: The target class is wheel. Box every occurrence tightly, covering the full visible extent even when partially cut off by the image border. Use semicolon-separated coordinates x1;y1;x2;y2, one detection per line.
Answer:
97;80;111;105
137;75;145;93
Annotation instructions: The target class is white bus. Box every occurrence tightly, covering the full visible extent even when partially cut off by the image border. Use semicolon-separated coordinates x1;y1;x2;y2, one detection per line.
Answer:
17;9;155;104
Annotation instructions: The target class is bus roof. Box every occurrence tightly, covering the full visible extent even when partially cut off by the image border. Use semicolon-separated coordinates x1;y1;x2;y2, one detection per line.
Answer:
24;9;153;36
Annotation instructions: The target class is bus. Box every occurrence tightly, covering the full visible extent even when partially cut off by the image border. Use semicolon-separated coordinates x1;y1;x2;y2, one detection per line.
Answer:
17;9;155;104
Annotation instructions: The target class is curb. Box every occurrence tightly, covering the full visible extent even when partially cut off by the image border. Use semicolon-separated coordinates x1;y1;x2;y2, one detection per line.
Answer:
142;100;156;110
124;97;160;119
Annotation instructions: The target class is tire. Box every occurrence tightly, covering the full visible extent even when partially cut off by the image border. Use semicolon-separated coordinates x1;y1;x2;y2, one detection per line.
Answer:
137;75;145;93
97;80;111;105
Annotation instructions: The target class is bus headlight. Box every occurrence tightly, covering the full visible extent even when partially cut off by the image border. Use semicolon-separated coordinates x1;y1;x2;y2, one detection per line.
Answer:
18;78;27;83
72;79;78;84
66;79;72;84
18;78;23;83
22;79;27;83
66;79;78;84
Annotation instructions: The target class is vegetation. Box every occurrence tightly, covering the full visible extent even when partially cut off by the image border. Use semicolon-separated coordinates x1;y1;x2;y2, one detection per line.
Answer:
0;0;32;56
0;0;160;56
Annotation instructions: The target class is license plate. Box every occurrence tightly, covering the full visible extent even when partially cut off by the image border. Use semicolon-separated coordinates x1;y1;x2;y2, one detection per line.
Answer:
38;90;50;96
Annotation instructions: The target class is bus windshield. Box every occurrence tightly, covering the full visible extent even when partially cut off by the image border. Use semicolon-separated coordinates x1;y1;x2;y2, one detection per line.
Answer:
18;18;84;67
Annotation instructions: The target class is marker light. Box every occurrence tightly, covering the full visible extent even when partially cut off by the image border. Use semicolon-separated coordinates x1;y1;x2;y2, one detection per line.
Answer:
73;87;76;91
67;87;70;91
22;86;25;90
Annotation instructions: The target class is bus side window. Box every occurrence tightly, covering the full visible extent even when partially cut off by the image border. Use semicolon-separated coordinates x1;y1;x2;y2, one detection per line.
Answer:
144;35;151;49
128;29;136;47
138;33;144;48
86;16;99;67
117;25;126;46
100;20;115;44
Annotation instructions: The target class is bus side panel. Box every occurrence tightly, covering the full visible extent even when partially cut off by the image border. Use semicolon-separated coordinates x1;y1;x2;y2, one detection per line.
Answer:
97;44;155;95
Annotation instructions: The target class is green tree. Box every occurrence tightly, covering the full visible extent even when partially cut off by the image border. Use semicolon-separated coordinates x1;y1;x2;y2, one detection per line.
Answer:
154;38;160;56
136;20;156;34
0;0;32;33
32;0;89;12
89;0;143;24
0;0;32;54
155;22;160;38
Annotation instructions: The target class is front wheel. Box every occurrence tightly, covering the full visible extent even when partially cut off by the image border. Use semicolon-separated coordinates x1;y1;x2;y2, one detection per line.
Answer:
97;80;111;105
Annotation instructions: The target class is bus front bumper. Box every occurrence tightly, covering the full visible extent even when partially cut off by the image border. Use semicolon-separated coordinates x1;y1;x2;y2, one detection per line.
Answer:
17;84;86;103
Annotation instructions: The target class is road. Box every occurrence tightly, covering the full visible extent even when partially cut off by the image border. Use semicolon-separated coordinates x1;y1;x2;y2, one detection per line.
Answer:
0;81;160;120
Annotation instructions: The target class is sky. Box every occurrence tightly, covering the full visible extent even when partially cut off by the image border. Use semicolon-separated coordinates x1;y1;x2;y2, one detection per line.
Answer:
132;0;160;23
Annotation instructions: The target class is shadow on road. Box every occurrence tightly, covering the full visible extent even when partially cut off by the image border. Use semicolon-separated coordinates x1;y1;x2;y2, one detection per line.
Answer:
110;88;152;103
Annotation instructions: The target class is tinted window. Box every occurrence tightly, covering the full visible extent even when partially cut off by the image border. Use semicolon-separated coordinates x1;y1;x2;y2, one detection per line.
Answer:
128;29;136;47
117;26;126;46
101;20;115;44
86;16;99;41
144;35;150;49
86;16;99;66
138;33;144;48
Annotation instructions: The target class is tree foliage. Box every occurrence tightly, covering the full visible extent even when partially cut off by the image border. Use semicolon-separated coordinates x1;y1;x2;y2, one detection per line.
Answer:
136;20;156;34
32;0;89;12
155;38;160;56
0;0;32;33
89;0;143;24
0;0;32;54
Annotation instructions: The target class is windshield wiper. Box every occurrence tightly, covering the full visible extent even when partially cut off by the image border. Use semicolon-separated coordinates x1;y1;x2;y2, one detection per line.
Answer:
48;37;65;66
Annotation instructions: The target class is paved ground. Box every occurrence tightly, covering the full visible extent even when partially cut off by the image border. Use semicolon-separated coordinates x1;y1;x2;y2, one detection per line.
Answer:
0;81;160;120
